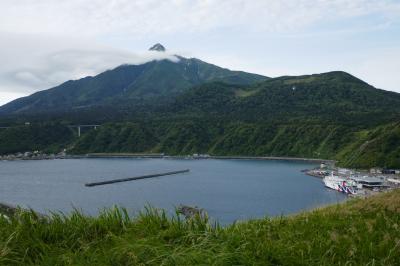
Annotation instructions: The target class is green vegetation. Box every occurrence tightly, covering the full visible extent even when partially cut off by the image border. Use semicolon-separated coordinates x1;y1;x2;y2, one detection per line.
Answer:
166;72;400;125
1;190;399;265
0;123;74;155
0;70;399;168
0;58;266;115
1;56;399;265
71;122;157;154
67;121;400;168
63;72;400;168
336;123;400;169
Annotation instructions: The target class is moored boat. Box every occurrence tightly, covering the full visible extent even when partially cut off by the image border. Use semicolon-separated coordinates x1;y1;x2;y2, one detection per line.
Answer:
323;174;356;194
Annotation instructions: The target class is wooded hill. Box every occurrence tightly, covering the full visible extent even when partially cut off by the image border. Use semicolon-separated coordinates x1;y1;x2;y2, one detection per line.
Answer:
0;54;399;168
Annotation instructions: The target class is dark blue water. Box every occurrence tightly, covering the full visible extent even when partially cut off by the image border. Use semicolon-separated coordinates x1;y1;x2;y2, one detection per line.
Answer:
0;158;346;224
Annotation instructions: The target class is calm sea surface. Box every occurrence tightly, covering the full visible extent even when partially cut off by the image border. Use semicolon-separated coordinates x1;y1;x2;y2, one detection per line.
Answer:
0;158;346;224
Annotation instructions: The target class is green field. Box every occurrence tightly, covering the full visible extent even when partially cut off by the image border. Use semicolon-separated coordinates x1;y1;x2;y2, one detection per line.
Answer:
1;190;399;265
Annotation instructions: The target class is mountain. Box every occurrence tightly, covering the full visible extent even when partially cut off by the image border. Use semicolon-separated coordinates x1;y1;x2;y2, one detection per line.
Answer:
149;43;166;52
1;47;400;168
63;71;400;168
165;71;400;124
0;44;267;115
2;71;399;169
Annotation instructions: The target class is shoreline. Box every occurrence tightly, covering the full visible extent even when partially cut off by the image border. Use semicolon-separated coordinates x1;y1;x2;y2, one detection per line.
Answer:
0;202;17;217
83;153;335;164
0;202;46;218
0;153;335;164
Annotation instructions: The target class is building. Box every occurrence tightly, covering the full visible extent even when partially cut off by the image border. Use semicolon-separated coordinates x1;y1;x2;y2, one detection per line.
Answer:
338;168;353;176
350;176;386;189
370;168;383;174
382;169;396;175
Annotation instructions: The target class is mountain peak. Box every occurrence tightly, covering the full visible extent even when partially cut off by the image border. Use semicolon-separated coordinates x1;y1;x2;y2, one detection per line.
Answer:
149;43;166;52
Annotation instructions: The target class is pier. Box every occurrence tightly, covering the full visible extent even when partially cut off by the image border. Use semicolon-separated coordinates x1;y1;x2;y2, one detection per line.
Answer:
85;169;190;187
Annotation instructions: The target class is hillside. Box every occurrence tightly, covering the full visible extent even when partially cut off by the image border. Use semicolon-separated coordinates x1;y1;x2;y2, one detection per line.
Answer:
0;123;74;154
67;121;400;168
0;45;266;115
165;71;400;124
65;71;400;168
1;189;399;265
1;70;400;168
1;45;400;168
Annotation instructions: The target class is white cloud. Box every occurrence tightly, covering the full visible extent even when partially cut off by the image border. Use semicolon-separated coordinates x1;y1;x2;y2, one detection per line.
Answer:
0;0;399;104
0;91;27;106
0;33;178;97
1;0;399;36
348;47;400;91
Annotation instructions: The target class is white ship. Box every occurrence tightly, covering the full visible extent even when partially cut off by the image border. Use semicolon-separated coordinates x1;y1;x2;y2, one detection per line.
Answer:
323;174;357;194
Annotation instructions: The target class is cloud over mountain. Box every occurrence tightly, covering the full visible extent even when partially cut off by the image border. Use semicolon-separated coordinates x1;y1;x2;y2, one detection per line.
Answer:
0;0;399;104
0;34;178;104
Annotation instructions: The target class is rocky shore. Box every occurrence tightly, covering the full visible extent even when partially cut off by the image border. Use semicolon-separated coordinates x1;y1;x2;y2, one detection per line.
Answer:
0;151;67;161
0;202;16;216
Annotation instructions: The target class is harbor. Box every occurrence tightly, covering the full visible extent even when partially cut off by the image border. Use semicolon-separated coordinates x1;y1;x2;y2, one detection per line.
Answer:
0;157;345;224
304;163;400;197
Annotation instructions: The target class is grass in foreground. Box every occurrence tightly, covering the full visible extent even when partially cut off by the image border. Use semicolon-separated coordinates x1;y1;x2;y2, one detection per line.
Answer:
1;190;400;265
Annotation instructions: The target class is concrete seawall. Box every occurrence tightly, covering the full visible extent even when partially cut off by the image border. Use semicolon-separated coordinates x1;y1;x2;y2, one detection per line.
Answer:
84;153;335;164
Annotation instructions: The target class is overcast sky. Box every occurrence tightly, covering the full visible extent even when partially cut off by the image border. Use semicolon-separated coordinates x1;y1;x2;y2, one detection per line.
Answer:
1;0;400;105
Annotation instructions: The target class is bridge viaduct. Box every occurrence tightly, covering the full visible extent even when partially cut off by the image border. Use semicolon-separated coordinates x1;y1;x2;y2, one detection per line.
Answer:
0;124;100;137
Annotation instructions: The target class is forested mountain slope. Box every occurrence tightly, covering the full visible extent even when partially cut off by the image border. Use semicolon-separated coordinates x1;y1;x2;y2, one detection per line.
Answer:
0;50;266;115
0;58;399;168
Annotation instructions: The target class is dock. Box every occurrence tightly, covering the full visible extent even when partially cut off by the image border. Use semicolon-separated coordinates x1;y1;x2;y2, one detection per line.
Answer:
303;169;328;178
85;169;190;187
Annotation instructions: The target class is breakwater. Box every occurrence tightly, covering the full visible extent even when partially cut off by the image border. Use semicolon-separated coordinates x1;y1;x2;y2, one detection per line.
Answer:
85;169;190;187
